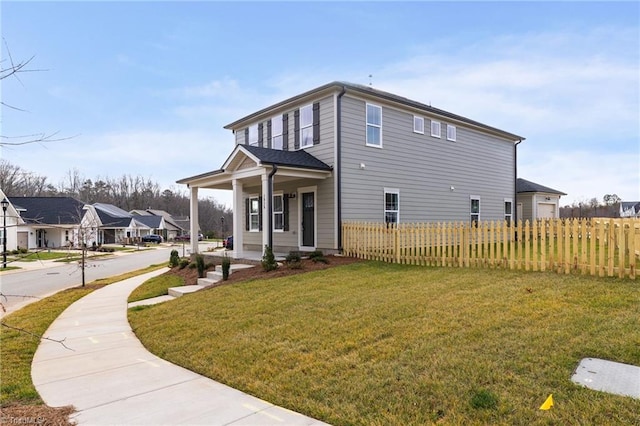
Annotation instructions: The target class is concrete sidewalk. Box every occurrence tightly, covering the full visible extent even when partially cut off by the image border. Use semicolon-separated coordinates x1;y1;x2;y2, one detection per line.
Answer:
32;268;328;425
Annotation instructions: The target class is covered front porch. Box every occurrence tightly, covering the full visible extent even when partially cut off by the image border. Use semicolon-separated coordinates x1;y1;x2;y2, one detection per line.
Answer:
177;145;333;258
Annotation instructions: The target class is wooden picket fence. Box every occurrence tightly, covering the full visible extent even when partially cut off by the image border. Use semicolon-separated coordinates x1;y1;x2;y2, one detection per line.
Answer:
342;218;640;279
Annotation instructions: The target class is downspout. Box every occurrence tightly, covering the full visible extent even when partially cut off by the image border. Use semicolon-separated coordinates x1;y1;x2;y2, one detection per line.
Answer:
514;139;523;228
267;165;278;249
336;86;347;251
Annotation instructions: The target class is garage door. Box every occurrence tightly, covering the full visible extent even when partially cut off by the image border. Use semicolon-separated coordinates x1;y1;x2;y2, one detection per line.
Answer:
537;203;556;219
17;232;28;250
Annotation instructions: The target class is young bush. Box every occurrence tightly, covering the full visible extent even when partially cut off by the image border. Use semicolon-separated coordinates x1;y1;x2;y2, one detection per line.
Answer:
178;259;190;269
196;254;206;278
309;250;328;264
285;251;303;269
169;250;180;268
261;245;278;272
222;254;231;280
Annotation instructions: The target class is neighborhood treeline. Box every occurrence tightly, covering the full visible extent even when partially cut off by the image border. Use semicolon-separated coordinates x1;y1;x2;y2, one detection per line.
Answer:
0;160;232;236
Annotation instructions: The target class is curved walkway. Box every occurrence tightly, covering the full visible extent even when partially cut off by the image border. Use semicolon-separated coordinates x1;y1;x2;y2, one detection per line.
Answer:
32;269;328;425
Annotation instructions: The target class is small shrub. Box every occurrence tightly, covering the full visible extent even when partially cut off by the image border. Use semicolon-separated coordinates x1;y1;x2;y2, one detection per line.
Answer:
11;249;19;255
221;254;231;281
470;389;498;410
309;250;328;264
169;250;180;268
285;251;303;269
19;247;28;254
196;254;206;278
188;262;197;270
261;245;278;272
179;259;190;269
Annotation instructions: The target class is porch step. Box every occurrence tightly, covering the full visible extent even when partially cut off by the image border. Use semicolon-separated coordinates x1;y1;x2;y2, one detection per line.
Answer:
168;285;207;298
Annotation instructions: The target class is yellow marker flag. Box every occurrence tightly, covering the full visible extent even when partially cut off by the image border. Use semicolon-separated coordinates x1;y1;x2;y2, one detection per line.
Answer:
539;394;553;410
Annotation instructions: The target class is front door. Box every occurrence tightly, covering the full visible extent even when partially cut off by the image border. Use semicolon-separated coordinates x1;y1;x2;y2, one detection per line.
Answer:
301;192;315;248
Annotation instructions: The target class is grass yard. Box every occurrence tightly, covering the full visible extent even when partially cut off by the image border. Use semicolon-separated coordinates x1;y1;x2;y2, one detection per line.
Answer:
128;274;185;302
129;262;640;425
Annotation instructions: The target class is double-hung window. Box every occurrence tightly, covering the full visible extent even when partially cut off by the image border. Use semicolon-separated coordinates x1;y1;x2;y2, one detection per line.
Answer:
271;115;283;150
431;120;441;138
384;189;399;224
366;104;382;147
249;196;260;231
504;199;513;225
248;124;259;146
413;116;424;134
273;194;284;231
447;124;457;141
470;196;480;226
300;104;313;148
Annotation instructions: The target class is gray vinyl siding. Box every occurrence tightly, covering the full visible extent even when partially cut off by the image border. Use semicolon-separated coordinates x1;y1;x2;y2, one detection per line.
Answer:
517;194;534;223
340;95;515;224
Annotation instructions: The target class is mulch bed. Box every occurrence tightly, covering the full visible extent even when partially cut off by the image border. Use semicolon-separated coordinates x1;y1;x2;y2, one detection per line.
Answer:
0;405;75;426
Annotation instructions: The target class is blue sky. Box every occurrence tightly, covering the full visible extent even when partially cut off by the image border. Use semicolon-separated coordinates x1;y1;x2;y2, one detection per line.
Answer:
2;1;639;207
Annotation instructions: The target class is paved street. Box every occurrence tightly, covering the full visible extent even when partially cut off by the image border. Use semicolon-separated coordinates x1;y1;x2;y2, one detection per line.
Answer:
0;243;217;316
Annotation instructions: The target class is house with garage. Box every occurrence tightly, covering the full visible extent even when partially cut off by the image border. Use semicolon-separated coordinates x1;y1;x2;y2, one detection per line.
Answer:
177;81;525;257
89;203;147;244
130;209;185;240
516;178;566;221
7;196;97;249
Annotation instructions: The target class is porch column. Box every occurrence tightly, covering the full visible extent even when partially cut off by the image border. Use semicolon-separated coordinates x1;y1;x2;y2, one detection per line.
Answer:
190;186;199;255
232;179;244;258
261;172;269;252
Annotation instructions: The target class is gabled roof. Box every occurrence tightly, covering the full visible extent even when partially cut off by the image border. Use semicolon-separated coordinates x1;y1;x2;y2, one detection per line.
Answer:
93;203;135;228
133;215;164;228
8;196;86;225
224;81;524;142
239;145;332;171
516;178;566;195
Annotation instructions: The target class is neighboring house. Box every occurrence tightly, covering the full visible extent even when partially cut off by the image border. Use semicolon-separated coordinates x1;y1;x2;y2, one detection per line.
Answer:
178;81;524;256
516;178;566;221
620;201;640;218
1;189;25;252
129;209;184;240
7;196;96;249
90;203;147;244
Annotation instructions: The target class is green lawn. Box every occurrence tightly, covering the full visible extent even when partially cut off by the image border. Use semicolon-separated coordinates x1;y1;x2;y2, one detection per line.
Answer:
128;274;185;303
129;262;640;425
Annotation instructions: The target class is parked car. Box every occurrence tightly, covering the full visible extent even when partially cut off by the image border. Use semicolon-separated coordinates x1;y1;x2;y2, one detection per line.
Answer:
141;234;162;243
223;235;233;250
174;234;190;241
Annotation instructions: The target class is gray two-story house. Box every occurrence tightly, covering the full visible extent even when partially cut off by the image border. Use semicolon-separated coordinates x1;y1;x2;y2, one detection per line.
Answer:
178;82;524;257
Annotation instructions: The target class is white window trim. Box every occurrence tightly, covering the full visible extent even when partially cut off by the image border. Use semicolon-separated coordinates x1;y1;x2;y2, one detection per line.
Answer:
431;120;441;138
300;104;313;148
248;124;259;146
271;115;283;150
384;188;400;224
249;194;260;232
504;198;513;224
273;192;284;232
413;116;424;134
470;195;481;224
366;103;382;148
447;124;456;141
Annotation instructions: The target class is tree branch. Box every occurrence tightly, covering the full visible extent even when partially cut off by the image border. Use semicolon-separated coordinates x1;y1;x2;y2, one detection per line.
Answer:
1;322;74;351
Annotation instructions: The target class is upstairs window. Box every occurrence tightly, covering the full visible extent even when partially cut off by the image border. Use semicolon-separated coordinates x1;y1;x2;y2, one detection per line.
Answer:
447;124;457;141
300;104;313;148
271;115;283;150
384;188;399;224
413;116;424;134
366;103;382;147
431;120;441;138
248;124;259;146
470;196;480;226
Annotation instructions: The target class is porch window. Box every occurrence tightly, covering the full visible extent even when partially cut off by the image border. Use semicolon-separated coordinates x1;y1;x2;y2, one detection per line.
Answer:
431;120;441;138
366;103;382;147
271;115;283;150
249;196;260;231
273;194;284;231
300;104;313;148
384;188;399;224
504;199;513;225
470;196;481;226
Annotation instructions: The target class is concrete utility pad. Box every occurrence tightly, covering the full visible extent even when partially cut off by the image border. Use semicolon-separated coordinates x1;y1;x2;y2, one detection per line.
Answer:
571;358;640;399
